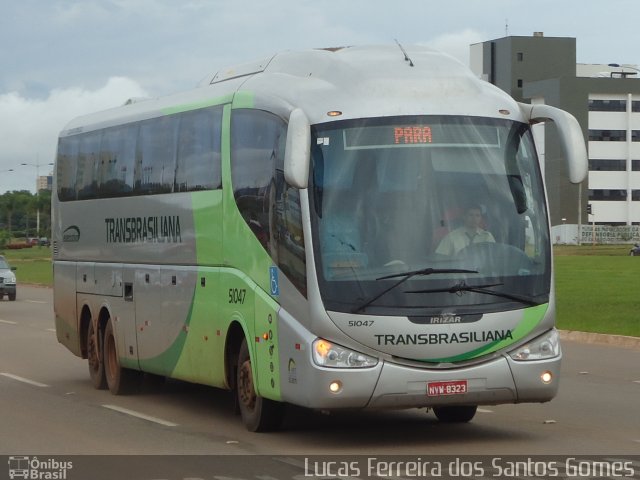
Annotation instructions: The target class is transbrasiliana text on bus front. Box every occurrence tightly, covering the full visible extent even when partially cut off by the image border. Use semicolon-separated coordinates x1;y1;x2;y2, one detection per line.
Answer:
104;216;182;244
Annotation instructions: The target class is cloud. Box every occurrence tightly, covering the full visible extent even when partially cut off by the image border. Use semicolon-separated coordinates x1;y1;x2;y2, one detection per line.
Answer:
0;77;147;192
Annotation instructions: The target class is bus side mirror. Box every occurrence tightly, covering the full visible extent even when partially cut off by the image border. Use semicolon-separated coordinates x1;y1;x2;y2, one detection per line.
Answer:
519;103;588;184
284;108;311;189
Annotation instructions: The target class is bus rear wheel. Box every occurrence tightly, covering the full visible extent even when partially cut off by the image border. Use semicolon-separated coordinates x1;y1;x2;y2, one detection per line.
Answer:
236;338;284;432
433;405;478;423
87;320;107;389
104;318;142;395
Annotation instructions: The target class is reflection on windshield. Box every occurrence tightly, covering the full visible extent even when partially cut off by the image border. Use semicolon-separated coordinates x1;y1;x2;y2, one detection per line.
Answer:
309;115;551;315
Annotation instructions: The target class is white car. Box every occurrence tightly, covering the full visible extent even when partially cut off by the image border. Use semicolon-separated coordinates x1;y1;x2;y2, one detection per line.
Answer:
0;255;17;301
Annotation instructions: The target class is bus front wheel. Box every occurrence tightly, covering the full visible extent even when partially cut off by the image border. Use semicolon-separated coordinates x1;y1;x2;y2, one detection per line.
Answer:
104;318;142;395
87;320;107;390
236;338;284;432
433;405;477;423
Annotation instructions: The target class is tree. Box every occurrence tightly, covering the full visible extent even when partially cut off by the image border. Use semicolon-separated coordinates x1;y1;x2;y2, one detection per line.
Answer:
0;190;51;239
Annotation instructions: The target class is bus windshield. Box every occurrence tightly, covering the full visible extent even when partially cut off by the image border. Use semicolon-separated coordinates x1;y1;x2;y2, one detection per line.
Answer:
309;115;551;315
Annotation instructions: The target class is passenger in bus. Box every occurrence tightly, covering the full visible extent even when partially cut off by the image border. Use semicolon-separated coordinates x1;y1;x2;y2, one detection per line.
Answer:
435;204;495;256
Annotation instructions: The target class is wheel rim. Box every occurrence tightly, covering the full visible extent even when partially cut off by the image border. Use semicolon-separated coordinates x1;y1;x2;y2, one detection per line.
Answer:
238;359;256;411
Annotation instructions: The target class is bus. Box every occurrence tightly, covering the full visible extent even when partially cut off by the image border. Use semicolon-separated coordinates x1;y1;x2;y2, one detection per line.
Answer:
53;45;587;431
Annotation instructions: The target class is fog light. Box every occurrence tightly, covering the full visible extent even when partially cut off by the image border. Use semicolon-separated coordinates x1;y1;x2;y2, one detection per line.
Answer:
541;371;553;384
329;381;342;393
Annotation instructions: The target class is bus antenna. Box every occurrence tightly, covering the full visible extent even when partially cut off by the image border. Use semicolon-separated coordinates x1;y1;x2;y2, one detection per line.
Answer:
394;39;414;67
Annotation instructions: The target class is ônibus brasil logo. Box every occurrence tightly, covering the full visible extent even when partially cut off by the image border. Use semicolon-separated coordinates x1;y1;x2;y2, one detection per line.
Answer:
8;456;73;479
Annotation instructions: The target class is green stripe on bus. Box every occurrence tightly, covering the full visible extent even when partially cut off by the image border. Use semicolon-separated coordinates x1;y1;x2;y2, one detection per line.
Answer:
231;91;254;109
161;94;234;116
418;303;548;363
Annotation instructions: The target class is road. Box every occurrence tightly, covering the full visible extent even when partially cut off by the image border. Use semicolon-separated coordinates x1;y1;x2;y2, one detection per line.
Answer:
1;286;639;477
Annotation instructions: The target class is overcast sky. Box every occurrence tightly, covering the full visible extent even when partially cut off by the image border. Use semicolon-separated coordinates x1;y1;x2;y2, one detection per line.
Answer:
2;0;639;193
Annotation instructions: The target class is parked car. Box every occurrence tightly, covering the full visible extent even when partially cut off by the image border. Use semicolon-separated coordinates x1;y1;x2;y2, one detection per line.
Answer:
630;243;640;256
0;255;17;301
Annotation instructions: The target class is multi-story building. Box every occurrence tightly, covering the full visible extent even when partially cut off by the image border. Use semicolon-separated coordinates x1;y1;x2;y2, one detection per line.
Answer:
471;34;640;235
37;174;53;192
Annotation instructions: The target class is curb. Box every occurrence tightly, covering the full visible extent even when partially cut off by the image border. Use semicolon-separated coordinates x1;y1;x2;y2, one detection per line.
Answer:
559;330;640;350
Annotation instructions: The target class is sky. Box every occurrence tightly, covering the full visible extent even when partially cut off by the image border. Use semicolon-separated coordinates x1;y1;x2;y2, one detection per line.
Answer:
2;0;640;193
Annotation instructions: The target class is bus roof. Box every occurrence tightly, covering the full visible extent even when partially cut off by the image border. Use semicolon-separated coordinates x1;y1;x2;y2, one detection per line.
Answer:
60;45;522;136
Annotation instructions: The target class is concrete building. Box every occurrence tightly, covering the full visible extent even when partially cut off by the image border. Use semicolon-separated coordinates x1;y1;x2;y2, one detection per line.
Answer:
37;174;53;192
471;34;640;235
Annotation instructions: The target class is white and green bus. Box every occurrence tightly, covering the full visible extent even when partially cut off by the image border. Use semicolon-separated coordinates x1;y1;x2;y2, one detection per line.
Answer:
53;45;587;431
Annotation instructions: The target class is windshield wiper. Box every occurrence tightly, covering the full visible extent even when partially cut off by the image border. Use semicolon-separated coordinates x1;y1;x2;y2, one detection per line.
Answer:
351;267;478;313
406;280;539;306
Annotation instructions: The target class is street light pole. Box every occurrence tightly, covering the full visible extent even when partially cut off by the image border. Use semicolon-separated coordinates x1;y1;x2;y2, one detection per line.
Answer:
21;161;53;237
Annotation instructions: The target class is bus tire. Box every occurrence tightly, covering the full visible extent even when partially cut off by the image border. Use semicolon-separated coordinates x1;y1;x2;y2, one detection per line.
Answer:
236;338;284;432
433;405;477;423
104;318;142;395
87;320;107;390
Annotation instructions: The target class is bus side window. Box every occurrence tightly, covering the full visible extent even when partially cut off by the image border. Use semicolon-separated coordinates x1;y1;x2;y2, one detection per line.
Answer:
175;106;223;192
76;131;102;200
136;116;179;194
56;135;80;201
231;109;306;296
98;124;137;197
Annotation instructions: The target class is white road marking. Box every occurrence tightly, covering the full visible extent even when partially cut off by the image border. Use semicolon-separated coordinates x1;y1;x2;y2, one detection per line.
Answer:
0;319;17;325
25;300;48;304
477;408;493;413
0;372;49;388
46;328;56;332
102;404;178;427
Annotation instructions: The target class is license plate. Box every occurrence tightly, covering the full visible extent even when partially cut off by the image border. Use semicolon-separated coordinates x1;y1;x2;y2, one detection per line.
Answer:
427;380;468;396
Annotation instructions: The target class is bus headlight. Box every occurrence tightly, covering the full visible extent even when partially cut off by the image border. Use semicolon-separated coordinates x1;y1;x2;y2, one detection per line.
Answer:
312;338;378;368
509;329;560;361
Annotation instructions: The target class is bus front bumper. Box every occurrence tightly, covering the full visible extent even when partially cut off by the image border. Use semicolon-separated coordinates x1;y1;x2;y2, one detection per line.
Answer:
368;354;560;408
280;351;560;410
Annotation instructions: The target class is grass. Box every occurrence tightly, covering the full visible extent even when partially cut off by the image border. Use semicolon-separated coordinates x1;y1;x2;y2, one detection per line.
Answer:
553;244;639;337
2;244;638;337
1;246;53;286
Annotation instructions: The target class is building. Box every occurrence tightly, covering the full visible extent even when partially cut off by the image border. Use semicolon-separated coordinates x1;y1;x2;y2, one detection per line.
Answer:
471;34;640;237
37;174;53;192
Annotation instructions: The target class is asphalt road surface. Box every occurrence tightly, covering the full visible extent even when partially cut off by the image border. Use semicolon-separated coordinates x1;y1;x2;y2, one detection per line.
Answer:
1;286;639;478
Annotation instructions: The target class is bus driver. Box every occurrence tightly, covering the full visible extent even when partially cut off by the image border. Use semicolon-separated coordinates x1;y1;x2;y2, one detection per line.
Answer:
435;204;495;256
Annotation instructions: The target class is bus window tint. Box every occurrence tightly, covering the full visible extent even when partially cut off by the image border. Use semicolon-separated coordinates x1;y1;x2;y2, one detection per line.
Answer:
56;135;80;201
175;106;223;191
136;116;179;194
99;124;137;197
56;105;225;201
76;131;102;200
231;109;307;295
231;109;284;251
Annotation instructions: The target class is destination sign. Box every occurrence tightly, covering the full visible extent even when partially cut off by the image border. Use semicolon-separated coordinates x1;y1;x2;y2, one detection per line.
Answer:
394;126;432;144
342;122;500;149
